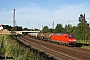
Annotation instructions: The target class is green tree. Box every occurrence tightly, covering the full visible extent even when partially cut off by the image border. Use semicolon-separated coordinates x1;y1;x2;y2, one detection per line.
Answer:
2;25;12;31
42;26;49;33
16;26;23;31
79;14;84;23
76;14;90;40
54;24;64;33
48;28;54;33
34;28;39;31
12;26;23;31
23;28;29;31
65;24;72;34
76;14;84;40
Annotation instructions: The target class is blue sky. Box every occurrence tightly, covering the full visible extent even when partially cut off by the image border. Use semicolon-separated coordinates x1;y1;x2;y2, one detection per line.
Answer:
0;0;90;29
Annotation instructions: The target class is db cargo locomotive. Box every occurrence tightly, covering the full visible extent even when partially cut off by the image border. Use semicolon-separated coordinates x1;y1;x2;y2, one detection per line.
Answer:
28;33;76;46
50;33;76;46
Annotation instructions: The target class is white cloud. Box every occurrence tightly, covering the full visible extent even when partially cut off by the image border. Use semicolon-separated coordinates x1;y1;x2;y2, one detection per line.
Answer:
29;2;37;5
65;4;84;9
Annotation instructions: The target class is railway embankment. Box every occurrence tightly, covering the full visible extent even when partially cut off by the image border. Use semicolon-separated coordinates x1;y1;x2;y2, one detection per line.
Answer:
0;34;45;60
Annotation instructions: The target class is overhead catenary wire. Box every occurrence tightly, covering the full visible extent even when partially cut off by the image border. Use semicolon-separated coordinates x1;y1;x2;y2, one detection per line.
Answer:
17;12;90;29
18;13;86;28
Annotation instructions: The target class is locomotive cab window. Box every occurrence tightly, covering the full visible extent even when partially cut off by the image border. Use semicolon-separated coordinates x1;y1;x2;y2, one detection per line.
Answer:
69;35;75;38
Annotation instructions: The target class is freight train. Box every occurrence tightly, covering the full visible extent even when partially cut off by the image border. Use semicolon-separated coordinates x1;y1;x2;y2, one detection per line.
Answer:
28;32;76;46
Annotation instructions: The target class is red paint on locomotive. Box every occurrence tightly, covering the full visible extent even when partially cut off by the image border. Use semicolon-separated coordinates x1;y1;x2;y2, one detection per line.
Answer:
50;34;76;45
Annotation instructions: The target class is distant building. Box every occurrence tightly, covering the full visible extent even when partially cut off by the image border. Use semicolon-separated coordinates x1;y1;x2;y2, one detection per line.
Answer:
0;24;3;30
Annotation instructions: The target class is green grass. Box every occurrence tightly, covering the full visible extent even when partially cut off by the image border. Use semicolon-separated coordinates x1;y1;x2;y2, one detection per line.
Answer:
77;40;90;50
0;34;45;60
77;40;90;44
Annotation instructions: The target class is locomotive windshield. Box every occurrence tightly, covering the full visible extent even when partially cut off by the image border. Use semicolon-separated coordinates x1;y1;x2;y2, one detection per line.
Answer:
69;35;75;38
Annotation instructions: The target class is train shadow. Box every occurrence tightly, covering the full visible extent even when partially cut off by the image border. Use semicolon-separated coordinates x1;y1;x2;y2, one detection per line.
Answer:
75;43;90;47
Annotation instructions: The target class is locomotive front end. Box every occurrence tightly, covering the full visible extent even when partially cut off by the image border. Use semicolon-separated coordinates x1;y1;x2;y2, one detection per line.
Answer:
68;34;76;46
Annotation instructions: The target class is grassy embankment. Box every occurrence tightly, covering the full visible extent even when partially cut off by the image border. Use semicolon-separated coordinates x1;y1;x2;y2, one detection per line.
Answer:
0;34;45;60
77;40;90;49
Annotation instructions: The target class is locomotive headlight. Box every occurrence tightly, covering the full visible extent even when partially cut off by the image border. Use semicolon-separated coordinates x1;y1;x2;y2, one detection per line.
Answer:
74;39;76;41
69;39;71;41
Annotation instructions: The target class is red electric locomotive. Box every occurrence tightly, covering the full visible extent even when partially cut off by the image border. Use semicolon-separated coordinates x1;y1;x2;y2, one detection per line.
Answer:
50;34;76;46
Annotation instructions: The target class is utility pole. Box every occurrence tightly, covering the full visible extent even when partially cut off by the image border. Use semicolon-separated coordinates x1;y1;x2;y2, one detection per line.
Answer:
83;14;88;44
38;23;40;30
83;14;86;42
42;25;43;30
68;20;70;26
57;20;58;24
52;22;54;29
52;22;54;33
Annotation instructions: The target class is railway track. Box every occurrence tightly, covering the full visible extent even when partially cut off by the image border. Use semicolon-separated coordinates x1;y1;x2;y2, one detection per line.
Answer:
17;35;90;60
25;36;90;60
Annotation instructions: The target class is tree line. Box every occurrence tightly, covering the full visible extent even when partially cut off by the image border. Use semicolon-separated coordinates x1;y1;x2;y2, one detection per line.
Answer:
2;25;39;31
41;14;90;40
2;14;90;40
